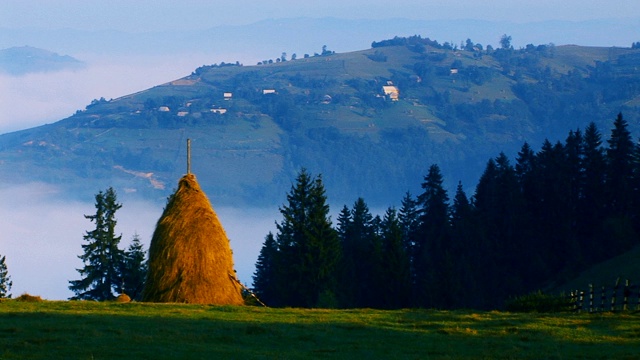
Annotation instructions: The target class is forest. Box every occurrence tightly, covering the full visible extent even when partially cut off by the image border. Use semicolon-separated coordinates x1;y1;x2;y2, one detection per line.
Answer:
253;113;640;309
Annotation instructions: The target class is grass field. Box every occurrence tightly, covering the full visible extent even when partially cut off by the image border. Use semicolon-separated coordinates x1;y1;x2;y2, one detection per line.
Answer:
1;300;639;359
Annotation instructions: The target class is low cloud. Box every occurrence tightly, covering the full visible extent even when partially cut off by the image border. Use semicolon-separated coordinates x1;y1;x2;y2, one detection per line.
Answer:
0;52;230;134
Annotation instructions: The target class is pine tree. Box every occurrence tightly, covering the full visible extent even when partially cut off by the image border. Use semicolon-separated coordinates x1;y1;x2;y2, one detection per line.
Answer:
0;254;12;299
580;122;608;261
603;113;637;255
449;182;480;308
69;187;124;301
339;197;380;308
274;169;340;307
378;207;412;309
606;113;635;217
472;154;531;308
398;192;418;254
121;234;147;301
252;232;279;306
414;164;451;308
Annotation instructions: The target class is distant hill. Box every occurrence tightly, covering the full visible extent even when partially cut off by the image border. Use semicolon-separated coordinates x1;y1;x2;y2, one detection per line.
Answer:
1;37;640;207
0;46;85;75
549;245;640;294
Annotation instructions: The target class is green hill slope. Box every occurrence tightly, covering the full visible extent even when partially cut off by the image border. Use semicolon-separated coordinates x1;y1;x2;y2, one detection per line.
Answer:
550;245;640;293
1;37;640;206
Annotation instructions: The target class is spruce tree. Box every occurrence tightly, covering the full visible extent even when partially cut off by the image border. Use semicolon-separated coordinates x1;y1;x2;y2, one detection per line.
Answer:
252;232;279;306
69;187;124;301
121;234;147;301
274;169;340;307
0;254;12;299
606;113;635;217
414;164;451;308
398;191;419;259
449;182;480;308
603;113;637;254
378;207;412;309
580;122;607;261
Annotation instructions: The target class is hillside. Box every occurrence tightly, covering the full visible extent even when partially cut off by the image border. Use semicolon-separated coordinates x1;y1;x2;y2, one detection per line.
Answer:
1;37;640;206
550;245;640;293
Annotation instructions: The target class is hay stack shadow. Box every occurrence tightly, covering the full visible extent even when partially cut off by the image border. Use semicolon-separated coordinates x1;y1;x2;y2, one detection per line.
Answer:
142;173;244;305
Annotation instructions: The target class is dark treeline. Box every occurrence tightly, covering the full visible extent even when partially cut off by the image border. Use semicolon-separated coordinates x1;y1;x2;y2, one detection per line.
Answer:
253;113;640;309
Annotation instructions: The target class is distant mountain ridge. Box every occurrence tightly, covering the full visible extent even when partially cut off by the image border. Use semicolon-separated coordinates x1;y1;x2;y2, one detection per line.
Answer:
1;37;640;207
1;17;638;62
0;46;85;75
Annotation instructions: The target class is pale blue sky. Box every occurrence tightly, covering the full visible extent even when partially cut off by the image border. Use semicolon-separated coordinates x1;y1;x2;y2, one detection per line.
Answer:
2;0;639;32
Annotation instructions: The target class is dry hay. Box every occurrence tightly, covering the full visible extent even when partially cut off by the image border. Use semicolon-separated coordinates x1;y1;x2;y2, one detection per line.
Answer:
15;293;43;302
142;174;244;305
115;293;131;303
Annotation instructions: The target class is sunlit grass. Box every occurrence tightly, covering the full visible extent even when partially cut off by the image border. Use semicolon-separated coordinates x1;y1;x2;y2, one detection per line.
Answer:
1;300;639;359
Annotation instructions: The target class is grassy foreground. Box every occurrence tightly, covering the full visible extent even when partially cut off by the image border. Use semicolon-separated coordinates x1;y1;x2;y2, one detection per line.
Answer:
1;300;639;359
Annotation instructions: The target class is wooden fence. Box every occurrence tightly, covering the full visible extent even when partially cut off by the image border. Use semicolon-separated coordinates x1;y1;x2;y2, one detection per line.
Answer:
570;278;640;313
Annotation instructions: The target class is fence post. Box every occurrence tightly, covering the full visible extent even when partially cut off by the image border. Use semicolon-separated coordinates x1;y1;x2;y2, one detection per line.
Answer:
589;284;594;313
600;285;606;312
611;277;620;312
623;279;630;311
578;290;584;313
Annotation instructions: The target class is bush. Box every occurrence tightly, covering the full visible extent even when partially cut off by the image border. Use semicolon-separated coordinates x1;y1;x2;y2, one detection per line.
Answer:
504;290;572;313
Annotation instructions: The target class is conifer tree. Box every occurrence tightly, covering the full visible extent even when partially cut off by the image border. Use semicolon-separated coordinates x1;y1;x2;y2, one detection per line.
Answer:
398;191;419;260
378;207;412;309
121;234;147;300
580;122;608;261
0;254;12;299
274;169;340;307
252;232;279;306
414;164;451;308
603;113;637;254
69;187;124;301
606;113;635;217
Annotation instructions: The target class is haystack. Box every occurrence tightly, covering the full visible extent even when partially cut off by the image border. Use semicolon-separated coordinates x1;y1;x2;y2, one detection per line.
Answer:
142;173;244;305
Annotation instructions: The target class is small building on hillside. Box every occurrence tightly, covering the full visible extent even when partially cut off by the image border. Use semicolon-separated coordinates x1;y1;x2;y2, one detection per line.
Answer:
158;106;170;112
382;85;399;101
224;92;233;100
263;89;276;95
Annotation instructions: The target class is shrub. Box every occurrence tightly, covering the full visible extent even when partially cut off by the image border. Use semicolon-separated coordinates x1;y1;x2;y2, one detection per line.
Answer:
504;290;572;313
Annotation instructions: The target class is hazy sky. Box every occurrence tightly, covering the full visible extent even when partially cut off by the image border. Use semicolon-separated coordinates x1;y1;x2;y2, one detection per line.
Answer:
2;0;639;32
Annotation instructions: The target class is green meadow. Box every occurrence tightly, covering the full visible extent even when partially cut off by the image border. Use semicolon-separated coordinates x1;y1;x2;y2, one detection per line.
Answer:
1;300;639;359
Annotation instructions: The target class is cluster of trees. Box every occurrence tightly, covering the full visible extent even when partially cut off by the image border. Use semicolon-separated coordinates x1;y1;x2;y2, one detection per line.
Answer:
253;113;640;309
256;45;335;65
68;187;147;301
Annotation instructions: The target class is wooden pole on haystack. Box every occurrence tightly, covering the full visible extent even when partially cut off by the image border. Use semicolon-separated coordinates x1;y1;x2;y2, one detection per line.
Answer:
187;138;191;174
